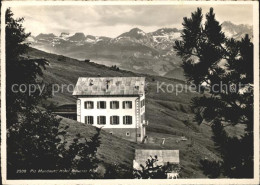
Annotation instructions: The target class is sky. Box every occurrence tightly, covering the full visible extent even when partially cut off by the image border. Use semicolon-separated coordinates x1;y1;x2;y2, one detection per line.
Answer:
10;4;253;38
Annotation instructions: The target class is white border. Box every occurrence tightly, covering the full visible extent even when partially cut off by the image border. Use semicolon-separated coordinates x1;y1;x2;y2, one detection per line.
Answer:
1;1;259;185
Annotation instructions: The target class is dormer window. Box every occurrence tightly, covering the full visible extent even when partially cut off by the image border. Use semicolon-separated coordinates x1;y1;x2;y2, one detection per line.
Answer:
106;80;110;90
116;81;120;86
89;79;94;86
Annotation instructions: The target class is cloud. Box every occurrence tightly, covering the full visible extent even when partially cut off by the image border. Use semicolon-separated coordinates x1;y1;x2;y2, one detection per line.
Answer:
10;4;253;37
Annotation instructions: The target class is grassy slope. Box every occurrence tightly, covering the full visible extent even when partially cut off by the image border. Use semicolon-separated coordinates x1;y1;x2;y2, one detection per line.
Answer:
60;117;136;168
28;47;221;178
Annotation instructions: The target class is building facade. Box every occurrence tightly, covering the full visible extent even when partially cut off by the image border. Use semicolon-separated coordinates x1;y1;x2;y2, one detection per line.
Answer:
73;77;147;143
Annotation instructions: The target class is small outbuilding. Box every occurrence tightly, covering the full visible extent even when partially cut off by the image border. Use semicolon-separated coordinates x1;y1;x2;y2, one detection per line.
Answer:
52;104;77;120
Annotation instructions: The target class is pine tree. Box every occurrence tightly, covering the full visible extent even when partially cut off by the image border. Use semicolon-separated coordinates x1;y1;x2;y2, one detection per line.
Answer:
5;9;51;127
5;7;59;178
174;8;253;178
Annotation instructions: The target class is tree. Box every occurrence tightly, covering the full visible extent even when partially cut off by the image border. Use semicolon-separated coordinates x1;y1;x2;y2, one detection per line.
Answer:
69;128;102;179
5;7;59;178
133;155;171;179
5;9;50;127
6;8;102;179
174;8;253;178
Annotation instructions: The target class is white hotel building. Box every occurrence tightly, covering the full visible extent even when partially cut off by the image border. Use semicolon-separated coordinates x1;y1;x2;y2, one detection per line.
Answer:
73;77;147;143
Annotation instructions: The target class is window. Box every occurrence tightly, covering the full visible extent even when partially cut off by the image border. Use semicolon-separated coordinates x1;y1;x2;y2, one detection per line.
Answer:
141;100;145;107
110;116;119;125
85;116;93;125
123;116;132;125
97;116;106;125
85;101;94;109
141;114;145;123
123;101;132;109
110;101;119;109
97;101;106;109
126;132;130;136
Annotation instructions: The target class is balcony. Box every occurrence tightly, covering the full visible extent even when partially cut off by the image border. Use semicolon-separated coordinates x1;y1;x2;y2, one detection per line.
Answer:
142;120;149;126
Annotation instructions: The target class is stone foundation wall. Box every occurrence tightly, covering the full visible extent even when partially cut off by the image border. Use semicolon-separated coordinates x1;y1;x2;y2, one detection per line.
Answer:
103;128;138;142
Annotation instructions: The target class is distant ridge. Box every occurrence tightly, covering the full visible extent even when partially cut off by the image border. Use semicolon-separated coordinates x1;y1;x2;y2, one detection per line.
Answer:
28;21;252;80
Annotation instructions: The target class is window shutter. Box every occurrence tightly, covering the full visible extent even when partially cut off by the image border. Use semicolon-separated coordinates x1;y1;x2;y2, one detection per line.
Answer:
117;102;119;109
123;116;125;124
97;116;100;124
104;102;106;109
84;102;87;109
102;116;105;124
110;116;112;124
97;102;100;109
85;116;87;124
110;102;112;109
91;116;93;124
123;102;125;109
129;102;132;108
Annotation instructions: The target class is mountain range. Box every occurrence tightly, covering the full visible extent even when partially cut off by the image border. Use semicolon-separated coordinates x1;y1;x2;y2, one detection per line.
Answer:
28;21;253;80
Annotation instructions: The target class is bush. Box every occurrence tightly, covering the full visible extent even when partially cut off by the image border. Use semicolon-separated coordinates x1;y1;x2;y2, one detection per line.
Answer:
57;56;66;62
133;155;168;179
103;163;133;179
200;159;222;178
110;65;119;71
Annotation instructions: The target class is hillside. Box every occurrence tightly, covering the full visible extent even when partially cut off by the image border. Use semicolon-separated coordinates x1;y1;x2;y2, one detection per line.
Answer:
28;47;229;178
164;67;186;81
59;116;136;169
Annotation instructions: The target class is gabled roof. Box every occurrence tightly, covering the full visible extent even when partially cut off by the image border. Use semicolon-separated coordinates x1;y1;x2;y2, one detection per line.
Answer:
134;149;179;169
73;77;145;96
